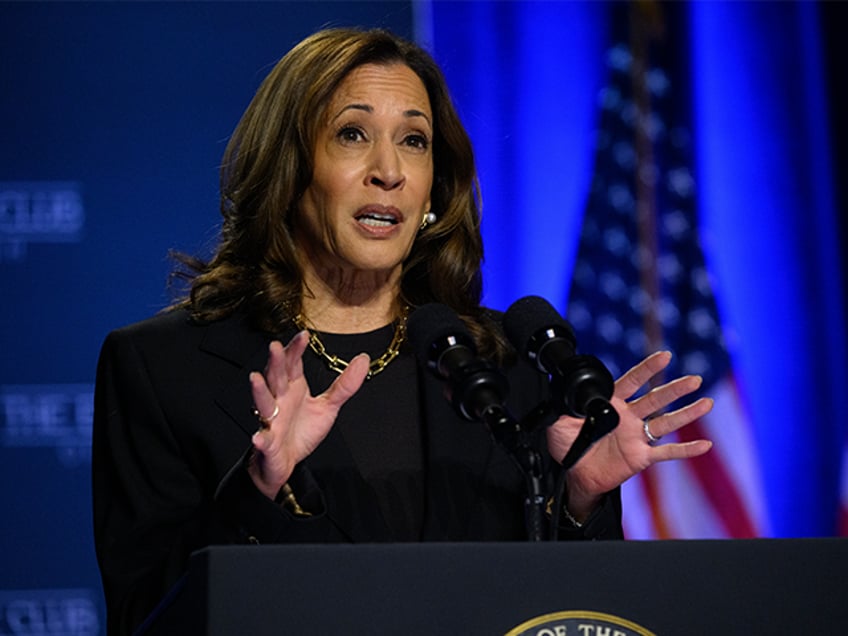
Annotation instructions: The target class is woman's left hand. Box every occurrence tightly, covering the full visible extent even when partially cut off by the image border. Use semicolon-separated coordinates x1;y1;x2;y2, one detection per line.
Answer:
546;351;714;520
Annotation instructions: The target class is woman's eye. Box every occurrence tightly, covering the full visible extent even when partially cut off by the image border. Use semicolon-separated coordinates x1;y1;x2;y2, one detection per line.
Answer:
337;126;365;143
404;134;430;150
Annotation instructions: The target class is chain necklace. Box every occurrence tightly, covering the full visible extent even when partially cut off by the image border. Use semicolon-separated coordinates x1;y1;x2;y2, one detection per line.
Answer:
293;307;408;380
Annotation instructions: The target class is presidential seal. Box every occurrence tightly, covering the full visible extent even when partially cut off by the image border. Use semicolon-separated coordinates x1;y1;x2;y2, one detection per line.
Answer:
505;610;655;636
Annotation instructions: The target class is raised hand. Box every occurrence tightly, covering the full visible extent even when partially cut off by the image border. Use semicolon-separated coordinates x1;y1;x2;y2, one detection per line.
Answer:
547;351;714;519
246;331;370;500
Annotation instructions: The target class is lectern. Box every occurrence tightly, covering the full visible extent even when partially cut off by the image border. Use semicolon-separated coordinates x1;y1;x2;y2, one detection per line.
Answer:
142;539;848;635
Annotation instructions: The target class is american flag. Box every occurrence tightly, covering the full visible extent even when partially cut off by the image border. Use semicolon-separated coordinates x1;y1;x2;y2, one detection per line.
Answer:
565;12;769;539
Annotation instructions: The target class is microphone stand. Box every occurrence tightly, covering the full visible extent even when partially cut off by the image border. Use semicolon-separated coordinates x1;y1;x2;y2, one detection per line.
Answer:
448;361;550;542
449;357;619;542
480;403;548;542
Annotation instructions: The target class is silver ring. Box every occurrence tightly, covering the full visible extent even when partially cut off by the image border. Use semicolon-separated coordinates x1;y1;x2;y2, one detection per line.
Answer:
643;420;662;443
254;403;279;428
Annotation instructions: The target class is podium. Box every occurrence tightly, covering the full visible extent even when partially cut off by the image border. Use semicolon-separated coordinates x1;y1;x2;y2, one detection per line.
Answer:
143;539;847;635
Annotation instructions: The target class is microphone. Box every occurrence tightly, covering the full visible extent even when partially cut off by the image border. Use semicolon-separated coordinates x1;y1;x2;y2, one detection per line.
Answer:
504;296;620;538
504;295;615;420
407;303;511;425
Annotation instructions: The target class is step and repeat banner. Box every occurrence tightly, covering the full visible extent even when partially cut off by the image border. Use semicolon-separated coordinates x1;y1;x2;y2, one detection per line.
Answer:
0;4;413;634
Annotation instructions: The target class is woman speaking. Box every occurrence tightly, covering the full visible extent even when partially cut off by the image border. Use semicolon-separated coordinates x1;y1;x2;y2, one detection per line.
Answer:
92;27;712;635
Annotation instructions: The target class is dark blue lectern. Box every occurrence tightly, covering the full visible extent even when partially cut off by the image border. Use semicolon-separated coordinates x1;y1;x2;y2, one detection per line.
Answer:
142;539;848;635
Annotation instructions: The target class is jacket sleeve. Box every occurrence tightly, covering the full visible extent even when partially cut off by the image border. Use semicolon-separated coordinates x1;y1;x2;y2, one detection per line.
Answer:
552;487;624;541
91;327;336;635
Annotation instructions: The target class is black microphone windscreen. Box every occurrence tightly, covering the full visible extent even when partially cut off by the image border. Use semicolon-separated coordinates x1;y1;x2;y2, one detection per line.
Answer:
503;295;576;358
407;303;472;364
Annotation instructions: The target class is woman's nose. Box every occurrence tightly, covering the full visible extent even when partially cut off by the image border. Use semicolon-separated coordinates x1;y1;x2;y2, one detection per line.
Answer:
366;140;405;190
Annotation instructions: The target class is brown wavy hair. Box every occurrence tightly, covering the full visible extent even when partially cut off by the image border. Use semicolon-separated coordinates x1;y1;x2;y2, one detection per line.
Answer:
173;27;508;359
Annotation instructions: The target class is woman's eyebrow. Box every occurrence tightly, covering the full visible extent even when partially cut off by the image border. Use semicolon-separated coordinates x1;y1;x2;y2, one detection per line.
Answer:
332;103;431;126
404;109;432;126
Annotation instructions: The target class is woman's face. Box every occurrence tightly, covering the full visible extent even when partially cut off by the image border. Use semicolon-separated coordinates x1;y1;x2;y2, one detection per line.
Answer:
296;63;433;280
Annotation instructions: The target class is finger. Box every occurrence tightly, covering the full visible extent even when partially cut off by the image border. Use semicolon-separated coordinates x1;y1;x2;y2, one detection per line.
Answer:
263;340;287;394
648;397;714;438
614;351;672;400
321;353;370;410
628;375;703;420
283;331;310;385
251;426;270;452
650;439;713;462
264;332;309;395
249;371;277;429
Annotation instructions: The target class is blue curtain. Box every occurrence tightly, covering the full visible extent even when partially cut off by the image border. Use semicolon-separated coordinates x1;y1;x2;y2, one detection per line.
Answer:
427;1;609;311
427;0;846;537
689;1;845;536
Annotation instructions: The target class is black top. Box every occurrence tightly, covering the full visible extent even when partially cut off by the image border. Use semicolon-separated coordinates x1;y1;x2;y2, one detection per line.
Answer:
303;324;424;540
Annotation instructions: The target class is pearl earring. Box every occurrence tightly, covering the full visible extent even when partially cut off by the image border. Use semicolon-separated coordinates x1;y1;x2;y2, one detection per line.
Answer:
420;211;437;229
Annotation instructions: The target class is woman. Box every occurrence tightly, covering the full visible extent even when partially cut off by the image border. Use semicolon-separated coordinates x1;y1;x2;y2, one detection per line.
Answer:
92;28;712;634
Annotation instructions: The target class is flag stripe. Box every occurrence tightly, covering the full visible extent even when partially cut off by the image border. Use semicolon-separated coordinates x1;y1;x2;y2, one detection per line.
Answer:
653;453;728;537
635;464;673;539
676;418;758;537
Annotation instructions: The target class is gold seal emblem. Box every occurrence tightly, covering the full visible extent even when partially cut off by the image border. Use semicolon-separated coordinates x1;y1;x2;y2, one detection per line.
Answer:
505;610;656;636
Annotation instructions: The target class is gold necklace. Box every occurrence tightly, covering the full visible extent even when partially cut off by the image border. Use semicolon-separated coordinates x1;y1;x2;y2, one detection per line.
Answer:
293;307;408;380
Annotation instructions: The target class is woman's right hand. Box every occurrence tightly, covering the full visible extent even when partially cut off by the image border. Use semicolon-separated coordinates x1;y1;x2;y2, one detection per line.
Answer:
246;331;370;500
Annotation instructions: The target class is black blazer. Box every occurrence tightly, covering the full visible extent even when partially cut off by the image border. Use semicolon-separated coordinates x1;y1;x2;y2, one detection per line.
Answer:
92;309;621;634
